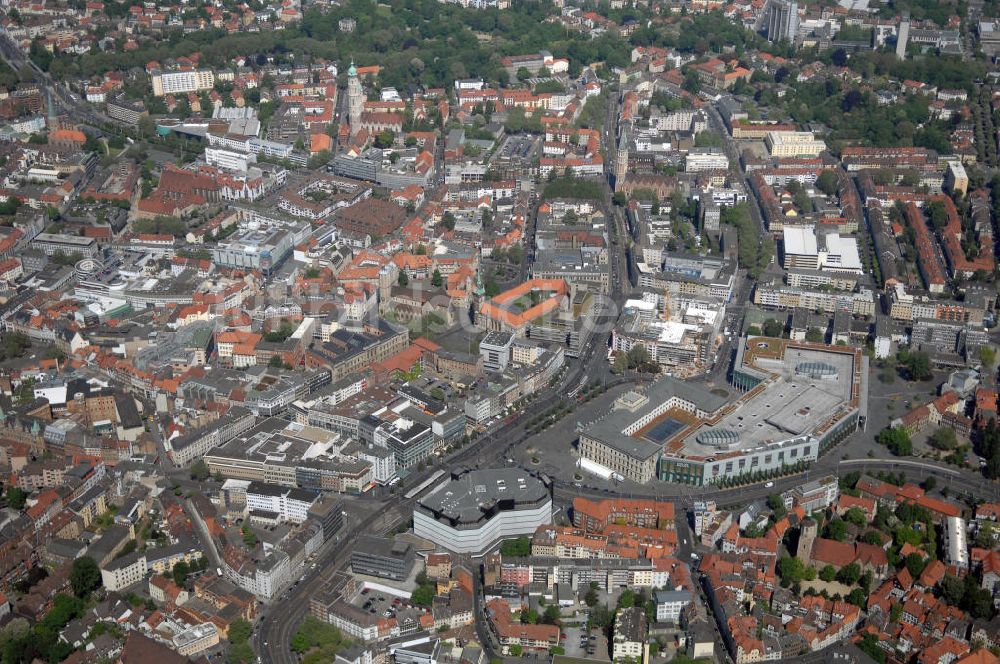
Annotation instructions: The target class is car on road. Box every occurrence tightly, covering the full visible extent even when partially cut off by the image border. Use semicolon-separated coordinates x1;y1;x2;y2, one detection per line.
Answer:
765;481;774;488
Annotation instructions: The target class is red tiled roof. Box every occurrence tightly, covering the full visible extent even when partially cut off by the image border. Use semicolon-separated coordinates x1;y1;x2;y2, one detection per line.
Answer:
810;538;855;567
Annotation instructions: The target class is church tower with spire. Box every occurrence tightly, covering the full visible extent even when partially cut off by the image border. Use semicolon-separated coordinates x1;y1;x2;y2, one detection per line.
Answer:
347;62;364;138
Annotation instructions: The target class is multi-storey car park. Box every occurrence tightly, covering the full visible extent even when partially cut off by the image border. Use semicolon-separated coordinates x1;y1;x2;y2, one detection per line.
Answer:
578;336;868;486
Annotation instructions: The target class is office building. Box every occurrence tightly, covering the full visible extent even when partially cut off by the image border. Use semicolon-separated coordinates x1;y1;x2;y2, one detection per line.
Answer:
413;469;552;554
308;495;345;541
351;536;415;581
655;590;692;623
373;417;435;470
31;233;99;259
765;0;799;43
479;331;515;372
782;228;862;274
685;148;729;173
897;15;911;58
212;225;301;276
245;482;319;524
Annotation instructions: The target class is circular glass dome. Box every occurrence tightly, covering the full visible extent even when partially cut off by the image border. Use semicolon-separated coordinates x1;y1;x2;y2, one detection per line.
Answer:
696;429;741;448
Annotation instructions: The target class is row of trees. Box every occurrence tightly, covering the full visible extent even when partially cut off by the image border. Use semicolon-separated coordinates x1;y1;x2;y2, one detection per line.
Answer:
721;203;773;280
710;460;811;489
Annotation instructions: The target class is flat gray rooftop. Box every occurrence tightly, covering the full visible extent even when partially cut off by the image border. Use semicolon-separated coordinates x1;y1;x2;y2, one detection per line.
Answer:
580;376;729;460
418;468;549;523
678;346;856;455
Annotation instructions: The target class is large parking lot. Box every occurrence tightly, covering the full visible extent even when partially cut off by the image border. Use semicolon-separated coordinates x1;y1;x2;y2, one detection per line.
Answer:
560;624;609;661
357;587;404;620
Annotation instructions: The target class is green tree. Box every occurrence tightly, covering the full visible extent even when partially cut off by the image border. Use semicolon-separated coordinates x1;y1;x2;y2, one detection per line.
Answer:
431;269;443;288
5;486;26;510
411;584;435;607
862;530;884;546
229;642;255;663
241;525;258;548
172;560;190;585
767;494;787;519
901;350;932;381
846;588;868;608
878;427;912;456
291;631;311;653
70;557;101;597
816;170;839;196
859;633;887;664
836;563;861;585
762;319;785;338
819;565;837;582
979;344;997;370
190;459;210;481
904;552;927;578
844;508;868;528
777;556;807;584
929;426;957;450
693;131;724;148
398;270;410;287
794;188;814;213
540;605;561;627
229;619;253;644
584;585;599;607
823;519;848;542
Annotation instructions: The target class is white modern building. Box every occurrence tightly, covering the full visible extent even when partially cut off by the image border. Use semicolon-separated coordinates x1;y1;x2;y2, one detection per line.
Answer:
782;228;862;274
245;481;319;523
479;331;515;372
685;148;729;173
655;589;692;623
413;469;552;554
206;147;257;173
151;69;215;97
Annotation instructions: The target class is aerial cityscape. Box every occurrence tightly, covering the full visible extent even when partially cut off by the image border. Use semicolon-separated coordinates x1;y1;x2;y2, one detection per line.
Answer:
0;0;995;662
